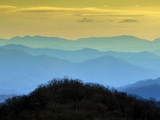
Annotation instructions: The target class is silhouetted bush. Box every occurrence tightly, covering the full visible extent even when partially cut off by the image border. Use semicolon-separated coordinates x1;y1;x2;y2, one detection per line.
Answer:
0;78;160;120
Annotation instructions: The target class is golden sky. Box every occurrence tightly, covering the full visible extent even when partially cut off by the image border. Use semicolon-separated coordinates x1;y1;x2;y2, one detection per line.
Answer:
1;0;160;40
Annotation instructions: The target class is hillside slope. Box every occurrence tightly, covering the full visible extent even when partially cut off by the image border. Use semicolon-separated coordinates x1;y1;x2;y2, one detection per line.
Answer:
1;35;160;52
119;77;160;100
3;44;160;73
0;78;160;120
76;56;157;86
0;48;157;94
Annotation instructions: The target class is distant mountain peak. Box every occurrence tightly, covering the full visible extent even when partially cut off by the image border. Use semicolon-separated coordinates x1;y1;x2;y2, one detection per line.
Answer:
10;35;32;40
77;48;100;52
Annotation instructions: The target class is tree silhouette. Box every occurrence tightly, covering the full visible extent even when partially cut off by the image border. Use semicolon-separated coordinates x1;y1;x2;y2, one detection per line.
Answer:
0;78;160;120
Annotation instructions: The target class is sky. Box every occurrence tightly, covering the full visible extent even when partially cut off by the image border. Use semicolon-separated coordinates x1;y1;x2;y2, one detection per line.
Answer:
1;0;160;40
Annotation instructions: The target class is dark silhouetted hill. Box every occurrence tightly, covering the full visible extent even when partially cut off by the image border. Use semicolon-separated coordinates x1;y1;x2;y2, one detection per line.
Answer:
0;78;160;120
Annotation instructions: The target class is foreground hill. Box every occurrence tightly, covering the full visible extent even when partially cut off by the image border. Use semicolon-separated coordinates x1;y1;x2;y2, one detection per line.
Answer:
0;78;160;120
119;77;160;100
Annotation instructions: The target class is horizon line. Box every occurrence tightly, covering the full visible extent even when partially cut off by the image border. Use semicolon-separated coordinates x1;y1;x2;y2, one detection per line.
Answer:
0;35;159;41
